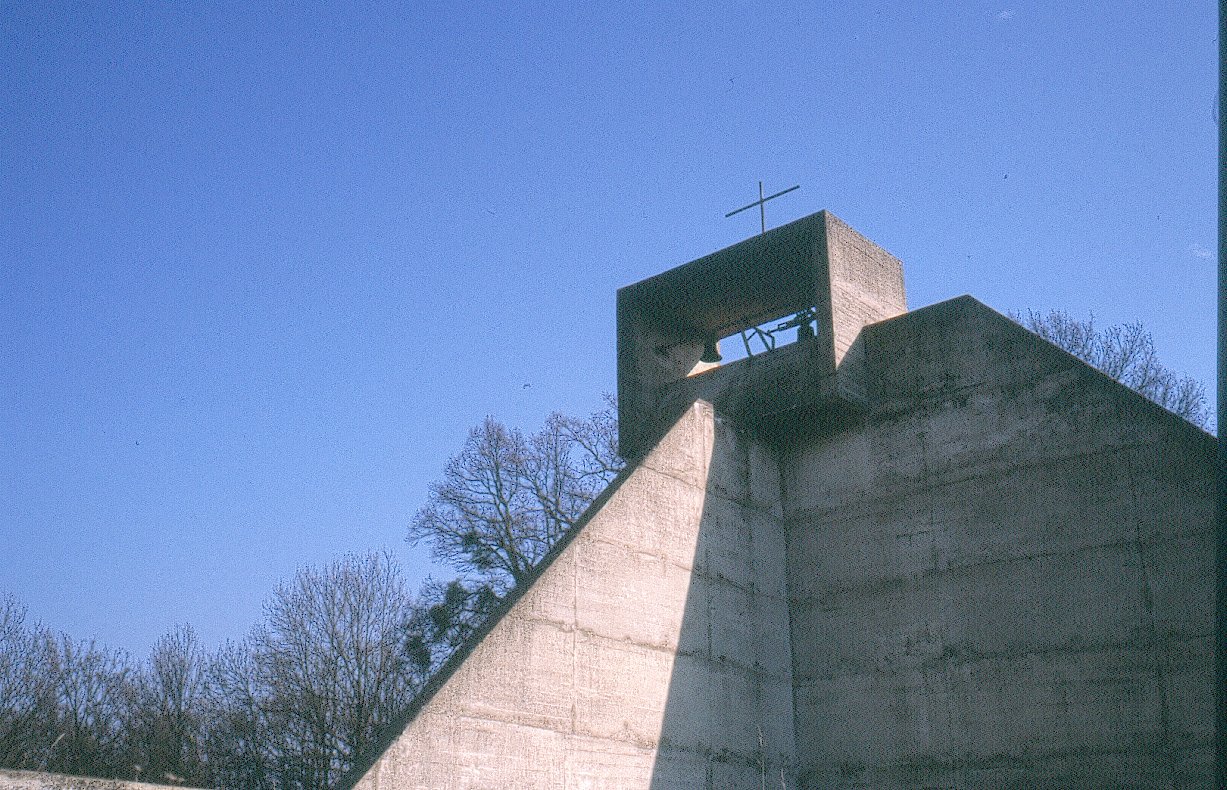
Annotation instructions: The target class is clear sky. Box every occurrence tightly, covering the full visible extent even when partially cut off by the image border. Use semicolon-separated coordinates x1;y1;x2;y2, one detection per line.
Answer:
2;2;1217;659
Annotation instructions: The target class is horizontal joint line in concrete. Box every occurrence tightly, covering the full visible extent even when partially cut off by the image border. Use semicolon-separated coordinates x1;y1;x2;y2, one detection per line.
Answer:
844;737;1208;776
791;634;1206;681
788;534;1212;602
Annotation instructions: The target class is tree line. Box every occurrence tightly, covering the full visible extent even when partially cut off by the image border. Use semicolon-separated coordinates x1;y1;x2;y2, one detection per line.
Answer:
0;401;621;789
0;558;414;789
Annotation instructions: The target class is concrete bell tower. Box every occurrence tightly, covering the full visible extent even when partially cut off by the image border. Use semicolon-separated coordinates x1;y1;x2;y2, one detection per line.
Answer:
616;210;906;460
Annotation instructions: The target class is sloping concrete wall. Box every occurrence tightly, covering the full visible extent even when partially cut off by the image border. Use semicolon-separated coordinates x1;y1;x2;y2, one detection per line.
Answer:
351;402;794;789
784;296;1215;788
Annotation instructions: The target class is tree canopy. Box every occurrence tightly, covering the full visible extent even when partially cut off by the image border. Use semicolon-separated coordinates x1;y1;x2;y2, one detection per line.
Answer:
404;400;623;675
407;400;621;593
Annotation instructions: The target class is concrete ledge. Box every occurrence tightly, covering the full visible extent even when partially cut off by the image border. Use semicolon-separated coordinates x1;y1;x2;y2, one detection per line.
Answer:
0;769;208;790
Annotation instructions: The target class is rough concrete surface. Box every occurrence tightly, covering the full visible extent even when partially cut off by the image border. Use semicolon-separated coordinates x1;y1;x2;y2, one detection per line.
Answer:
785;297;1214;788
0;769;207;790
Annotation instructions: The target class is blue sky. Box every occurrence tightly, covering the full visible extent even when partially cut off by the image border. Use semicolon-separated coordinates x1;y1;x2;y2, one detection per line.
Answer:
2;1;1217;658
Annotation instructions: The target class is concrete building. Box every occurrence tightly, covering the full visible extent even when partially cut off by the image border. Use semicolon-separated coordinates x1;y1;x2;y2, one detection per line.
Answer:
344;211;1214;788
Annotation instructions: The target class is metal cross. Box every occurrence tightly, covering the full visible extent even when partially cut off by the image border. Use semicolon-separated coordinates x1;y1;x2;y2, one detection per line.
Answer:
725;181;800;234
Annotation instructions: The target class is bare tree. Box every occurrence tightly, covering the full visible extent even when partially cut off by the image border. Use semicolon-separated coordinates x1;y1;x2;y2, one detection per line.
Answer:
410;418;540;588
127;625;208;785
408;400;623;595
1017;309;1210;429
204;640;275;790
531;400;622;532
239;551;421;790
41;633;134;779
403;578;501;675
0;401;623;788
0;598;135;779
2;553;425;790
0;596;57;770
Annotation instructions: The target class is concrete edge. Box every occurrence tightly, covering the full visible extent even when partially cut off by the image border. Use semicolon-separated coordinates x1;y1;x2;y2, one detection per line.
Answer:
0;768;209;790
871;295;1216;447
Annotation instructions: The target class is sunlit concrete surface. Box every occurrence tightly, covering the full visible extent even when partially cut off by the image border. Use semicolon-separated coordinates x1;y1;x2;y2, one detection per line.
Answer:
353;402;795;788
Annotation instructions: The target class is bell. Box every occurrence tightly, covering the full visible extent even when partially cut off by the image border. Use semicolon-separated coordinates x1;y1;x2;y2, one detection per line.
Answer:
700;337;722;363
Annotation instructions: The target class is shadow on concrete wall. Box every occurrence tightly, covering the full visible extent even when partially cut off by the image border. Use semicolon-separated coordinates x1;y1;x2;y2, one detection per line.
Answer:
647;410;797;789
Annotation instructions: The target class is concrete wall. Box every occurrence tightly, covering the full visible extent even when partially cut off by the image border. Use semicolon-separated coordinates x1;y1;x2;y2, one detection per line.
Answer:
0;769;206;790
783;296;1215;788
351;402;795;789
823;213;906;404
